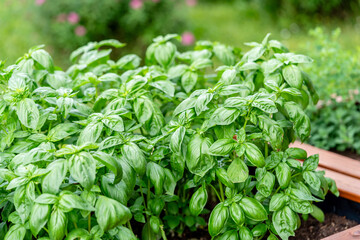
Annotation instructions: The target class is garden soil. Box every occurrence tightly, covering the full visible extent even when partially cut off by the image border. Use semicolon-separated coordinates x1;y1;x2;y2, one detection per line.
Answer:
169;213;358;239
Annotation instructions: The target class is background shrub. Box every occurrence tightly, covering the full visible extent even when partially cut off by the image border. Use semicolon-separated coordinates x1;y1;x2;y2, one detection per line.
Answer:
32;0;187;52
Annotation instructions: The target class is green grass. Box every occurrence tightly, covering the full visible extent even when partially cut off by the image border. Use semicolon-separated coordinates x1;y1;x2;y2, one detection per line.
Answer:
187;2;360;54
0;0;359;67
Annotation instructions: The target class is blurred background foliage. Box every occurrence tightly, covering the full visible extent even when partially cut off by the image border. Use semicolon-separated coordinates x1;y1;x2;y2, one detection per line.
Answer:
1;0;360;153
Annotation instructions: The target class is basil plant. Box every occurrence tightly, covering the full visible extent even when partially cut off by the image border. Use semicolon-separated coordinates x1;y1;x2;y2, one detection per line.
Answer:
0;34;338;240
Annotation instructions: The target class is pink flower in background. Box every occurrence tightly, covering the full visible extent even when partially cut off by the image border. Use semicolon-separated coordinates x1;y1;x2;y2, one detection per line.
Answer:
75;26;87;36
186;0;197;7
181;32;195;46
56;13;67;23
35;0;46;5
336;96;343;103
68;12;80;24
130;0;143;9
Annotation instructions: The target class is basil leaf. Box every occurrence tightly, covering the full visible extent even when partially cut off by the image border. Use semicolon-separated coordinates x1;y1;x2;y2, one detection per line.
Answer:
209;139;236;156
95;196;132;231
272;206;297;239
227;158;249;183
146;162;165;196
170;126;186;154
230;203;245;225
189;185;208;216
69;152;96;190
208;202;229;237
92;151;122;184
49;208;67;240
122;142;146;176
77;122;103;145
256;172;275;197
244;142;265;167
282;65;302;89
186;134;215;177
30;203;50;236
47;123;78;142
275;162;291;189
269;193;288;212
239;197;267;221
42;159;68;194
16;98;39;130
4;224;26;240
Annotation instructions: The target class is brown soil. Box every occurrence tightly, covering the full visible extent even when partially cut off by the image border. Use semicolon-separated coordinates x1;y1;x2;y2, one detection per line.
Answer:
292;213;358;240
168;213;358;240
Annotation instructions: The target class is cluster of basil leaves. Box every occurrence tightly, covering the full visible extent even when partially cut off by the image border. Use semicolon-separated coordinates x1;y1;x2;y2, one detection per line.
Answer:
0;34;339;240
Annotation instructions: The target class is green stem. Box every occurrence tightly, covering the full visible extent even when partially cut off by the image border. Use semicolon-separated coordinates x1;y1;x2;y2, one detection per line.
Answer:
160;225;167;240
208;184;222;202
88;213;91;232
274;186;281;194
127;221;133;232
139;184;148;212
265;142;268;158
73;221;78;229
218;180;225;202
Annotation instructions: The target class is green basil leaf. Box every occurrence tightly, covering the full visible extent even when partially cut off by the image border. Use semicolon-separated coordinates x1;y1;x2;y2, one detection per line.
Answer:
49;208;67;240
303;171;321;191
149;80;175;97
238;226;253;240
31;49;54;72
303;154;319;171
69;152;96;190
186;134;215;177
30;203;50;236
92;151;122;184
170;126;186;154
154;42;176;67
269;193;288;212
252;223;267;237
16;98;39;130
122;142;146;176
4;224;26;240
275;162;291;189
42;159;68;194
59;192;95;212
209;139;236;156
256;172;275;197
239;197;267;221
227;158;249;183
66;229;91;240
208;202;229;237
181;70;198;93
47;123;78;142
216;168;235;189
210;107;240;126
310;204;324;223
230;203;245;225
189;185;208;216
195;93;213;115
116;226;137;240
95;196;132;231
77;122;103;145
244;142;265;167
146;162;165;196
282;65;302;89
272;206;297;239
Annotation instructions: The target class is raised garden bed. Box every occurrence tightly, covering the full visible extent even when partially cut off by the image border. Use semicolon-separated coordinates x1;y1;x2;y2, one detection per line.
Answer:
291;142;360;203
290;141;360;239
